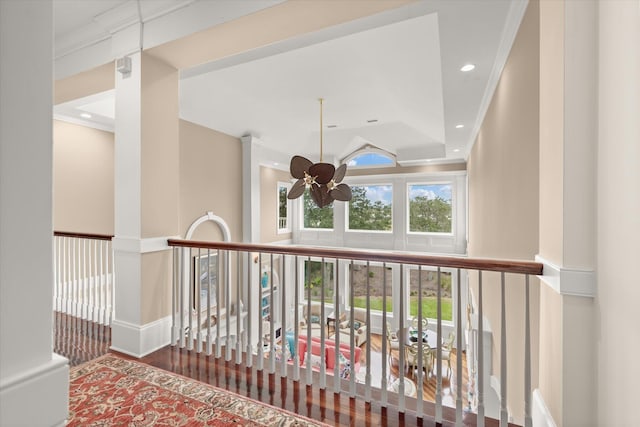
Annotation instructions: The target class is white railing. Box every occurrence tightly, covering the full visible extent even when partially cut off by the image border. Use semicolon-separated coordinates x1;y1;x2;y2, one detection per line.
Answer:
53;231;114;325
168;238;542;426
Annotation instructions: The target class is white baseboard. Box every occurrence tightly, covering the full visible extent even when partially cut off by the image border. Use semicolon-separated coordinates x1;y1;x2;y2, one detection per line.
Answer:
532;389;557;427
0;353;69;426
111;315;172;357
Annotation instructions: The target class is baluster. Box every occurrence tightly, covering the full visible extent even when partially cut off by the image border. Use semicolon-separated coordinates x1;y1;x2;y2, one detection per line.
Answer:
171;247;177;345
71;237;77;317
416;266;424;417
293;255;300;381
206;249;213;355
97;240;103;324
82;239;87;319
109;239;114;325
187;248;194;350
269;253;276;373
478;271;485;427
246;252;253;368
305;256;312;386
398;264;405;412
236;251;243;365
319;257;326;389
215;249;221;359
333;260;340;391
196;248;203;353
258;253;265;370
280;254;287;377
91;240;97;322
456;268;463;426
436;267;443;422
179;248;186;348
380;261;388;406
500;272;508;426
225;249;231;361
365;261;372;402
524;274;532;427
348;260;356;397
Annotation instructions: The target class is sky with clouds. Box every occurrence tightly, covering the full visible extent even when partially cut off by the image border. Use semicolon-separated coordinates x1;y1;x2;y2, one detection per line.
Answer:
408;184;452;201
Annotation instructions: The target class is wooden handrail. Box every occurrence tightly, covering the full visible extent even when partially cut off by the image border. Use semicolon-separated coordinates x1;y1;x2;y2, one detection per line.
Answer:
167;239;543;275
54;231;114;241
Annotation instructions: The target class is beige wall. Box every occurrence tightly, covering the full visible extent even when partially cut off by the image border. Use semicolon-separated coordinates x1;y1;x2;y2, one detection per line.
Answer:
260;166;292;243
54;61;114;105
53;120;114;235
596;1;640;425
179;120;242;242
538;0;564;266
467;0;540;421
141;53;180;238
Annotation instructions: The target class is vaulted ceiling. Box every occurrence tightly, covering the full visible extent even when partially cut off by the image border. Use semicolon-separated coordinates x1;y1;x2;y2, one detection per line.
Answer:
53;0;528;164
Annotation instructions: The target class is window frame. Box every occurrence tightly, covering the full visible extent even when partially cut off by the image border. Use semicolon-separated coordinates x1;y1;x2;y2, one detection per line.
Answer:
343;147;396;169
406;181;454;236
345;183;394;233
300;190;334;231
276;181;291;234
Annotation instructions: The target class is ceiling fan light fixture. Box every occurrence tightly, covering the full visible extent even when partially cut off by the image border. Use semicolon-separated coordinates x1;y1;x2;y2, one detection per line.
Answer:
287;99;352;208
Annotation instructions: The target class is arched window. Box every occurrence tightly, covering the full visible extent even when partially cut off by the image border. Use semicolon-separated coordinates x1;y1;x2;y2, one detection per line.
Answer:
343;147;396;168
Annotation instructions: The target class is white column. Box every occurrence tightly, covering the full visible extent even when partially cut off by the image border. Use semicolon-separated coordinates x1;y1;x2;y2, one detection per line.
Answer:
111;52;179;357
0;2;69;425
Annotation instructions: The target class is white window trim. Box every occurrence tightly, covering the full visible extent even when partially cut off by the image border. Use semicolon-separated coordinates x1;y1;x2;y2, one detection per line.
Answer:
345;183;394;233
277;181;291;234
343;146;396;169
406;181;455;236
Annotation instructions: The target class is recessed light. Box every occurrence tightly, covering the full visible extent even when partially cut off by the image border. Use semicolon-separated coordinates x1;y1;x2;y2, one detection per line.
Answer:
366;119;378;123
460;64;475;72
455;124;464;129
80;112;92;119
453;148;461;153
327;125;337;128
273;162;279;166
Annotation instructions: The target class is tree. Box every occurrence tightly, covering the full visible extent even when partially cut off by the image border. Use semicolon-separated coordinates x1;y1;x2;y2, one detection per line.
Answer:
303;191;333;228
409;196;451;232
348;186;392;231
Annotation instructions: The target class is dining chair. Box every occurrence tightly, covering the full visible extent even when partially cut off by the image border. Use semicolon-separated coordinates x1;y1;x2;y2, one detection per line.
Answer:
440;331;455;378
405;342;433;380
411;315;428;331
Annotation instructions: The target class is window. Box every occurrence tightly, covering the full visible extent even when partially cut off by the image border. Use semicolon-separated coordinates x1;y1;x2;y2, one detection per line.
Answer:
349;263;392;312
408;268;452;321
347;184;393;231
277;182;290;233
408;183;452;233
302;191;333;229
344;146;396;168
303;260;335;303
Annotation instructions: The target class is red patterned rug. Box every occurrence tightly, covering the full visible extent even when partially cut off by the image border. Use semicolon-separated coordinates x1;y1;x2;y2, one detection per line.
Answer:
68;353;327;426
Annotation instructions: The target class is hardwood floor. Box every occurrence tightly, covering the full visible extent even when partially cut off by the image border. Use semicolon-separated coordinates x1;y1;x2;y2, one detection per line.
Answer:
54;313;510;427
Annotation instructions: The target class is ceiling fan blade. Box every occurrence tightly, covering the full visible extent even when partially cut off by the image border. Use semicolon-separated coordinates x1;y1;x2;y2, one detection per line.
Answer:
310;184;333;208
290;156;313;179
330;183;352;201
287;179;306;199
333;164;347;183
309;162;335;185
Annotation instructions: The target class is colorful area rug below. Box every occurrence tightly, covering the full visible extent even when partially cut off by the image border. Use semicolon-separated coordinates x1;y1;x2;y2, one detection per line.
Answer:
68;354;327;426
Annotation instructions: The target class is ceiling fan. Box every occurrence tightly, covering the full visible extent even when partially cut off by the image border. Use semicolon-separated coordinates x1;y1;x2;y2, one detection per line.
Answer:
287;99;352;208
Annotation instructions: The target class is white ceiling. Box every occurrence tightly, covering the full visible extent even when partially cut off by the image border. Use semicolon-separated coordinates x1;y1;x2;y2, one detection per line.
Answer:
53;0;528;164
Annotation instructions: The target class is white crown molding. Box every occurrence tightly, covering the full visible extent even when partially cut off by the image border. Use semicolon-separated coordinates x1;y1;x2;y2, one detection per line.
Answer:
110;316;172;358
53;113;115;133
535;255;596;298
113;236;180;254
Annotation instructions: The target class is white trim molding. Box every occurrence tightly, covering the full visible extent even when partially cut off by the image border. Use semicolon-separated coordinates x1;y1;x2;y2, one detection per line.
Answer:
0;353;69;426
535;255;596;297
532;389;558;427
113;236;180;254
110;315;172;358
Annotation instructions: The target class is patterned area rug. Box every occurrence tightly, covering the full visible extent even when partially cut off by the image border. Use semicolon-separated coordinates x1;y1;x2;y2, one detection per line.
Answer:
68;353;327;426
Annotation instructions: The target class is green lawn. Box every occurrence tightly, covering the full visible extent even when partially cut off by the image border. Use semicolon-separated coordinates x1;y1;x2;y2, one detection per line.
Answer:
351;296;452;321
